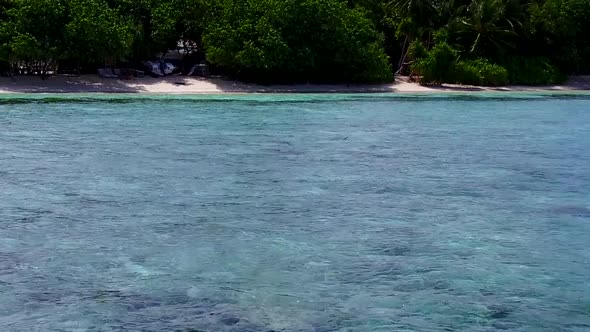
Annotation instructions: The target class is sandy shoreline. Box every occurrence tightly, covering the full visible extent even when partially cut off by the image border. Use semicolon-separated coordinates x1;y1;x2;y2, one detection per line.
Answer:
0;75;589;94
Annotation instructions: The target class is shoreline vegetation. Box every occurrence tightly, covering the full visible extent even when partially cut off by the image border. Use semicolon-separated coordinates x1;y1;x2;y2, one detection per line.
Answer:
1;0;589;88
0;75;588;94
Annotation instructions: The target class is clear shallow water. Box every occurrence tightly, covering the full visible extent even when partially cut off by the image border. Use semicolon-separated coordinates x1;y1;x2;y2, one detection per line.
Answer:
1;94;590;331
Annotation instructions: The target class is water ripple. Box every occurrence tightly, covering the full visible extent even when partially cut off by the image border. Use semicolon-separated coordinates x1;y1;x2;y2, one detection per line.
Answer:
0;96;589;331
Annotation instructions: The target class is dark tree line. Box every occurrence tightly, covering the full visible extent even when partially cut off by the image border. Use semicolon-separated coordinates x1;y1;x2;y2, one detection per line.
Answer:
0;0;588;84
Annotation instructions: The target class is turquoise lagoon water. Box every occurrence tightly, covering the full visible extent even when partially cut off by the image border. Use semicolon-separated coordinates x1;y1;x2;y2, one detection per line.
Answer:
1;94;589;331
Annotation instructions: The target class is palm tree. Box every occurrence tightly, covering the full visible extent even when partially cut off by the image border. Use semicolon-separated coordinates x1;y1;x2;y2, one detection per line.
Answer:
387;0;441;72
456;0;519;55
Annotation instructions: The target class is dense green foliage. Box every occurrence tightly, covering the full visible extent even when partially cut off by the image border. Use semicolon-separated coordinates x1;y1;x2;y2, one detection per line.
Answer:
411;44;509;86
412;42;458;84
0;0;588;84
501;56;564;85
455;59;509;86
530;0;590;73
66;0;134;65
203;0;391;82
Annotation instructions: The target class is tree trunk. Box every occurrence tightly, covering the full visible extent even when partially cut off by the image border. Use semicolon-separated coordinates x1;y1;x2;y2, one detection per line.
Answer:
396;35;408;74
40;61;48;80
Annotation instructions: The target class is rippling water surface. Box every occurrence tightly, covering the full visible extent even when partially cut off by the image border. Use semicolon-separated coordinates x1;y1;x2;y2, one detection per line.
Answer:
1;94;590;331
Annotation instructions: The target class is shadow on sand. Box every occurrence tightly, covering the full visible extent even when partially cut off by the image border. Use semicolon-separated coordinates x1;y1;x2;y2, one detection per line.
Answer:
0;75;409;94
0;75;252;94
422;75;590;92
0;74;589;94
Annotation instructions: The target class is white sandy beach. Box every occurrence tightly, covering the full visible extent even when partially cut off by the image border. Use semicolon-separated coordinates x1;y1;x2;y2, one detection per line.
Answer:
0;74;589;94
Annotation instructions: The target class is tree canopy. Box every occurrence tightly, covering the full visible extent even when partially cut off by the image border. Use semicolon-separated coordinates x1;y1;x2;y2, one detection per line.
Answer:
203;0;391;82
0;0;588;84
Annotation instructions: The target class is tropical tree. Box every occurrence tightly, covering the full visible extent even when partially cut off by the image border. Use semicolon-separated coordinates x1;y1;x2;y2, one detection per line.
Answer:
385;0;445;72
66;0;134;66
151;0;207;57
530;0;590;73
7;0;68;78
0;0;586;83
454;0;519;56
203;0;392;83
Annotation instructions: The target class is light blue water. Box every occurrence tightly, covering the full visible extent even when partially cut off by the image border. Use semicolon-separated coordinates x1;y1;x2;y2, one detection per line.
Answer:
1;94;590;332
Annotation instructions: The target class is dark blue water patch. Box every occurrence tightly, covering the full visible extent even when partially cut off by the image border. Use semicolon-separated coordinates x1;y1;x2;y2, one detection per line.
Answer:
550;205;590;217
486;304;513;319
0;253;20;276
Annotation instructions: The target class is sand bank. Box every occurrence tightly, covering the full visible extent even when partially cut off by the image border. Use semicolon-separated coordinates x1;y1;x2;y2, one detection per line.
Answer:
0;75;589;94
